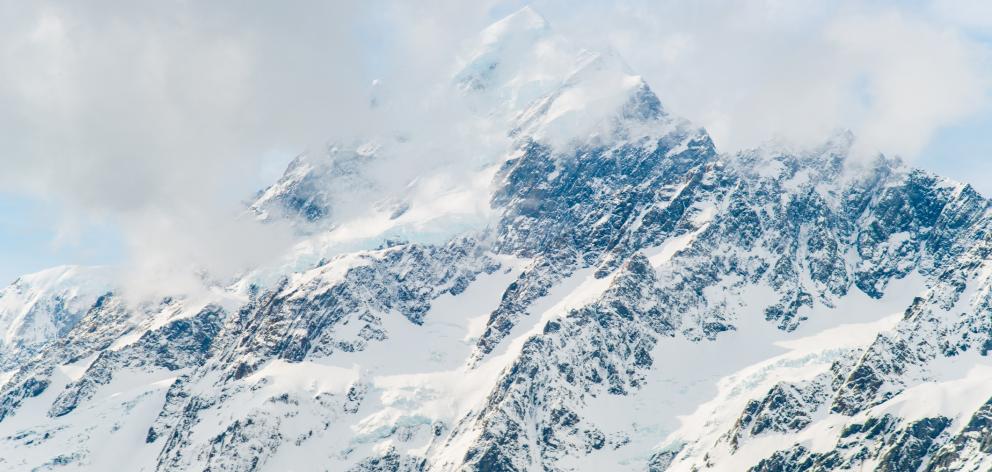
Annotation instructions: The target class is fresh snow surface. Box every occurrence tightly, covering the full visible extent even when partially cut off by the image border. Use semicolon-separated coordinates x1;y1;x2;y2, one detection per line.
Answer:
257;255;530;471
0;265;113;367
570;272;927;471
0;266;112;347
0;365;180;471
660;273;928;471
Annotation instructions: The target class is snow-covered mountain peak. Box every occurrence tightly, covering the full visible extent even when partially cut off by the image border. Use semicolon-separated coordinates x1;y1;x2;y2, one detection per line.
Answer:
252;7;678;244
477;6;550;46
0;265;114;370
455;6;553;87
249;142;379;224
726;128;905;199
455;7;663;147
8;8;992;472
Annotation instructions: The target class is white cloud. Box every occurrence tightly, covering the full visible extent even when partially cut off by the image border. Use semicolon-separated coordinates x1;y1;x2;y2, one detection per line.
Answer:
0;0;989;294
827;9;989;158
0;0;501;296
932;0;992;30
0;1;345;295
531;0;991;158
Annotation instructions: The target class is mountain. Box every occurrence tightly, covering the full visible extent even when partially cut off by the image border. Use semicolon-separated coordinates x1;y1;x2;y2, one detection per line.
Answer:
0;266;113;373
2;7;992;471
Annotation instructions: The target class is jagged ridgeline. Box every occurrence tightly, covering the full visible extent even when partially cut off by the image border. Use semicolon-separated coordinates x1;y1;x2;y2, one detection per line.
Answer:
2;6;992;472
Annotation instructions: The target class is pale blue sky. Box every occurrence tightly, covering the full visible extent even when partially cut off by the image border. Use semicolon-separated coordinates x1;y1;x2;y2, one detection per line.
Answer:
1;0;991;284
919;110;992;190
0;195;123;283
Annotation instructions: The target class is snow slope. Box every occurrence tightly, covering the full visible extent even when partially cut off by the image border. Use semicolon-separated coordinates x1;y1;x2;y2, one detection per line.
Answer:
2;7;992;472
0;266;113;372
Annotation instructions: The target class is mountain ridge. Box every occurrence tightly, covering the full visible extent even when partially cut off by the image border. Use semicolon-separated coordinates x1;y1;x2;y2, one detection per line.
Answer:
1;7;991;472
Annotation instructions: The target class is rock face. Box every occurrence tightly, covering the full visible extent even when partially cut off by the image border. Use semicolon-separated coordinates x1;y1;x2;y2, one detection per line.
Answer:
2;6;992;472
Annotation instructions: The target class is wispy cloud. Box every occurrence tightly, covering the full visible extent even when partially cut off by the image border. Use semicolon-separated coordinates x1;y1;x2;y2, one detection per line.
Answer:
532;0;991;157
0;0;988;293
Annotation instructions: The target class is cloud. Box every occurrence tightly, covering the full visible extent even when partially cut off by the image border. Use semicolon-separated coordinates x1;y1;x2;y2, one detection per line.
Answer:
530;0;991;158
0;0;989;295
931;0;992;30
0;0;504;297
0;1;340;296
827;9;989;158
